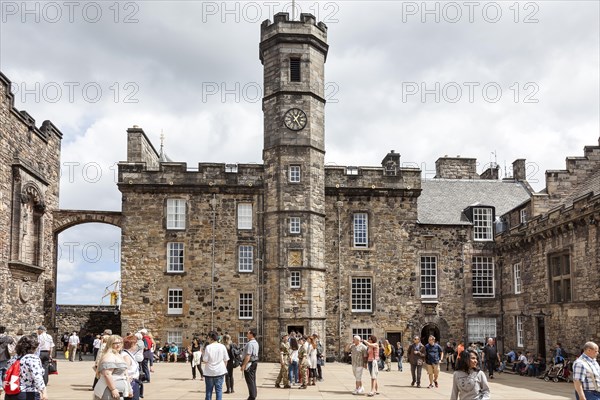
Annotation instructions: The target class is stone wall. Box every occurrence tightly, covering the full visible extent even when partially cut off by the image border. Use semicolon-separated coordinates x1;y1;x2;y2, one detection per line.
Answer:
0;71;62;335
435;157;478;179
56;305;122;344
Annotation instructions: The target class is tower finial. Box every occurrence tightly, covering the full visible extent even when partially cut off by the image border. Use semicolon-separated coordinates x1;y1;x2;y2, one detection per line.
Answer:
160;129;165;151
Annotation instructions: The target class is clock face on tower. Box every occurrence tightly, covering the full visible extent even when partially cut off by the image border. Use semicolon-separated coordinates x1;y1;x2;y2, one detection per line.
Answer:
283;108;307;131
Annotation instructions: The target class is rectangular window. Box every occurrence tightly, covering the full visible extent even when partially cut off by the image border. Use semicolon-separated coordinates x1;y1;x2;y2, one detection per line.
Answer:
472;257;494;298
290;271;301;288
289;217;301;234
549;252;571;303
238;332;249;347
167;331;183;349
346;166;359;175
520;209;527;224
420;256;438;298
353;213;368;248
239;293;253;319
473;207;493;241
167;242;184;273
238;245;254;272
513;263;522;294
290;58;301;82
516;315;524;347
167;288;183;315
237;203;252;230
289;165;301;183
352;328;373;341
225;164;238;173
351;277;372;312
166;199;186;230
467;317;497;344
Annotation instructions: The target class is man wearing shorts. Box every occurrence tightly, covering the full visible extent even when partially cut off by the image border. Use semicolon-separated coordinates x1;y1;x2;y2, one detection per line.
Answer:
425;335;444;389
347;336;367;395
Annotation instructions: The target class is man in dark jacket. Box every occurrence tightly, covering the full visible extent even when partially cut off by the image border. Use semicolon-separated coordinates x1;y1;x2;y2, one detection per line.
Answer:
407;336;426;388
482;337;501;379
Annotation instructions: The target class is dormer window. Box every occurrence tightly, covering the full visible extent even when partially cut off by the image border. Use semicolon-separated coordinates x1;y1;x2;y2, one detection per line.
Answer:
346;166;359;176
290;58;301;82
463;205;494;241
225;164;238;173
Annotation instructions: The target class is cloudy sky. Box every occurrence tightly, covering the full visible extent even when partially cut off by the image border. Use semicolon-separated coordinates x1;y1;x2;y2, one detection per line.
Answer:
1;1;598;304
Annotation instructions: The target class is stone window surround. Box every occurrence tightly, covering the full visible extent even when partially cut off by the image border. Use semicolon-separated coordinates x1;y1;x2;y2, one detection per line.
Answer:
166;198;186;230
516;315;524;348
289;216;301;234
166;242;184;273
239;292;253;319
237;202;253;230
548;251;571;303
420;254;438;299
350;275;373;313
290;270;301;289
289;164;301;183
472;256;495;298
467;316;497;344
352;212;369;248
167;288;183;315
166;330;183;349
352;328;373;341
513;263;522;294
238;245;254;273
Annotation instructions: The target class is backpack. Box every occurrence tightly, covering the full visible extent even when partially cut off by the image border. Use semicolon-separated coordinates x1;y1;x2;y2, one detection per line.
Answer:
231;344;242;368
3;357;21;395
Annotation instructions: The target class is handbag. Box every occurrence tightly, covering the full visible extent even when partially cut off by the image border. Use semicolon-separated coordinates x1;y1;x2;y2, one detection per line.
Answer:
48;359;58;375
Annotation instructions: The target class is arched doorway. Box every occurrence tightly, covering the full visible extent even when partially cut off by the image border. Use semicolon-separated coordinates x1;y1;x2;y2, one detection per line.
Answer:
421;323;440;344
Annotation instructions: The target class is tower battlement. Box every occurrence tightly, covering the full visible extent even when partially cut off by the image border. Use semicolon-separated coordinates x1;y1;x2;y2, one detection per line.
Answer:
261;12;327;35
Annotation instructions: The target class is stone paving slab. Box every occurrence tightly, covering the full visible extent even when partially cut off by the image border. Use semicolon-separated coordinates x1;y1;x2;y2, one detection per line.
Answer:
2;359;575;400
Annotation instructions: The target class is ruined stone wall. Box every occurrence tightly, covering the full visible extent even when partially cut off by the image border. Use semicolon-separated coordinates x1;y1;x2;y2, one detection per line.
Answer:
56;305;122;341
0;72;62;334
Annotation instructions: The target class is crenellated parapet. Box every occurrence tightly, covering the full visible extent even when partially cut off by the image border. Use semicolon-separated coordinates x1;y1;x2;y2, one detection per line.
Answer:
260;12;327;47
325;166;421;197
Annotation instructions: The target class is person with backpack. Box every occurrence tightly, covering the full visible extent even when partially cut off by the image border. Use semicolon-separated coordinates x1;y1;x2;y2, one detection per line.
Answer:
4;334;48;400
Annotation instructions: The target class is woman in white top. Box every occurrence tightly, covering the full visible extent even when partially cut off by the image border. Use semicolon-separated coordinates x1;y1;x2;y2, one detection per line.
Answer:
307;336;318;386
450;349;490;400
201;331;229;400
93;335;131;400
121;335;141;400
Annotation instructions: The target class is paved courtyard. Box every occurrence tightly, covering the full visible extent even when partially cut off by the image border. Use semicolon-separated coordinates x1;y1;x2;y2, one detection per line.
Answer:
12;358;576;400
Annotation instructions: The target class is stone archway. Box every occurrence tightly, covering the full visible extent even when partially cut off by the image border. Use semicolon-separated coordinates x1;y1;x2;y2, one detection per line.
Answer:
50;209;123;332
421;323;440;345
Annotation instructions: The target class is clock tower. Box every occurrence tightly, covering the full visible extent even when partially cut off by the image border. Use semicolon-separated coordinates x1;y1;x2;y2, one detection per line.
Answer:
259;12;328;355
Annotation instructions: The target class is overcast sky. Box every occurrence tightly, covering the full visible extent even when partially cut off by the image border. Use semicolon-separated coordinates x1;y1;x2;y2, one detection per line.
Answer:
1;1;598;304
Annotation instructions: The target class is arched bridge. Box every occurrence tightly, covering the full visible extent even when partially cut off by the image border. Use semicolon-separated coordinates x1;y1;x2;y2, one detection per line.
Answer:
52;209;123;234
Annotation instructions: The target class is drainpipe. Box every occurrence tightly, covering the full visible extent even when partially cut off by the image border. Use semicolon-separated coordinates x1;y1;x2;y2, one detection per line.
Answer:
210;194;217;331
336;200;343;360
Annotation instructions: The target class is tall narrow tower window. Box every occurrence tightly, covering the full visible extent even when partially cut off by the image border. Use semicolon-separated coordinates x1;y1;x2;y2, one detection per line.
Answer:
290;58;301;82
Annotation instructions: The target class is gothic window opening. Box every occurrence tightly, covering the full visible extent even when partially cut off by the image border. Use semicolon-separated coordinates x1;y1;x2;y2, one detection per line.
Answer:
20;184;45;266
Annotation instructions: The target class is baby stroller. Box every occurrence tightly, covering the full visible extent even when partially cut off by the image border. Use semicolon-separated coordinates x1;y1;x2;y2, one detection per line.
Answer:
542;360;571;383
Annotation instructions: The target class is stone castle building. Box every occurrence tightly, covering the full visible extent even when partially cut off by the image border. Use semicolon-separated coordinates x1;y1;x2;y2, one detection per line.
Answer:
1;13;598;362
0;71;62;331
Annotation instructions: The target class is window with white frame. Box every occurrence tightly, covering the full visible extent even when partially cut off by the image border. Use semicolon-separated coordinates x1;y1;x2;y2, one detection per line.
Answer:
351;277;372;312
167;288;183;315
513;263;522;294
290;271;301;288
289;217;301;234
352;328;373;341
467;317;496;344
167;331;183;349
238;332;249;347
516;315;524;347
346;166;359;175
520;209;527;224
473;207;493;241
166;199;186;229
353;213;368;248
167;242;184;272
225;164;238;173
238;245;254;272
289;165;301;183
239;293;253;319
237;203;252;230
420;256;438;298
472;256;494;298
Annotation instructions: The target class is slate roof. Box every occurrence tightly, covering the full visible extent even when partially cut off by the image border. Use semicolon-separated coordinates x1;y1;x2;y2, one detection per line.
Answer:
562;167;600;207
418;179;532;225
